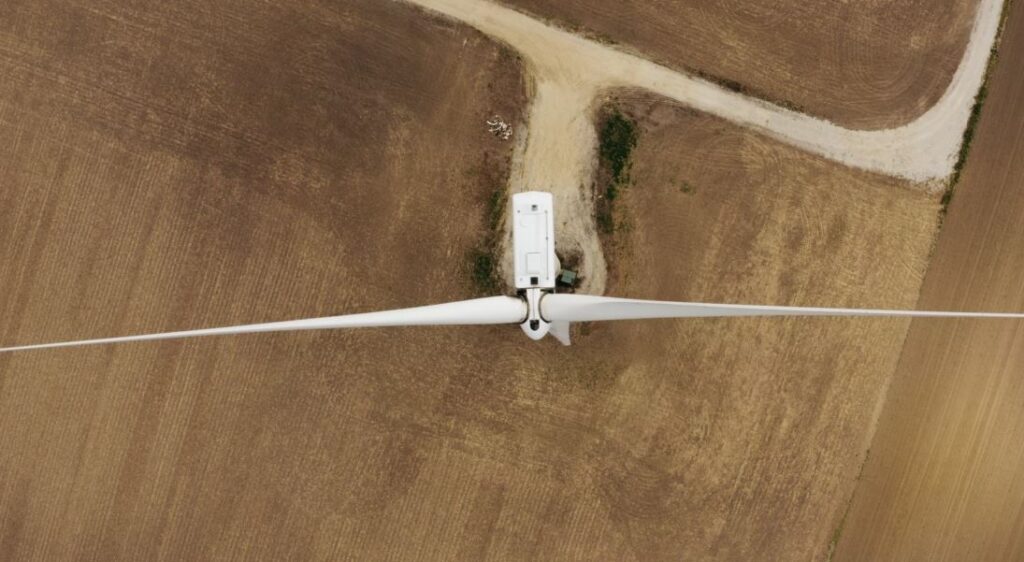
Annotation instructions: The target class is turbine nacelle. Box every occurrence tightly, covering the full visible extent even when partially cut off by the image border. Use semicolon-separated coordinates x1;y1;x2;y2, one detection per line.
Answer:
511;191;558;342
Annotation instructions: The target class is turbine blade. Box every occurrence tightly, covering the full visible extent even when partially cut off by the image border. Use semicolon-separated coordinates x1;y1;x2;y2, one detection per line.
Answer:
542;294;1024;323
0;296;527;353
549;321;571;346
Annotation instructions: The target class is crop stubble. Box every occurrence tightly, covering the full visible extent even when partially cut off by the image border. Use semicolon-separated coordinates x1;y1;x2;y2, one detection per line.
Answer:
836;2;1024;559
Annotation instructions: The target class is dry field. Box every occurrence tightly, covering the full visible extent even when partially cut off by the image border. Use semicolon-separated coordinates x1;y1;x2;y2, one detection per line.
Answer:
499;0;978;128
0;0;534;558
568;93;943;559
836;3;1024;560
0;1;1004;561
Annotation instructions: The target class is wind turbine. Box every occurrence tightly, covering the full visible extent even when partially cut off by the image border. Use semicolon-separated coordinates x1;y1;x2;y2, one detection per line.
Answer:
2;191;1021;353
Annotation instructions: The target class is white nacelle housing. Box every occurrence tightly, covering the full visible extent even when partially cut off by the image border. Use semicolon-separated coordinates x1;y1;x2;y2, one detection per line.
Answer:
512;191;556;290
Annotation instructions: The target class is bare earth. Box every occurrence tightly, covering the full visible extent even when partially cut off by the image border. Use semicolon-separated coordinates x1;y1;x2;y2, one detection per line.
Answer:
836;4;1024;560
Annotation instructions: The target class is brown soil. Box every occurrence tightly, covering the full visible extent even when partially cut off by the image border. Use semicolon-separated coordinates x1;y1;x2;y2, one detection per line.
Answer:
498;0;978;129
836;3;1024;560
570;92;942;560
0;0;536;559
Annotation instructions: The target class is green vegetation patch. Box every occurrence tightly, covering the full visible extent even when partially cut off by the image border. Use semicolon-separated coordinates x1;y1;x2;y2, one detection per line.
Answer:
600;109;639;187
467;154;509;295
470;247;499;294
940;0;1013;217
596;107;639;234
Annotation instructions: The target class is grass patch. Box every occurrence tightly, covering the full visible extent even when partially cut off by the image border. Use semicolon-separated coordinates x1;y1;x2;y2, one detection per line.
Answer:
470;247;499;294
467;153;509;295
940;0;1013;217
595;107;639;234
826;449;871;561
826;510;850;562
600;109;639;185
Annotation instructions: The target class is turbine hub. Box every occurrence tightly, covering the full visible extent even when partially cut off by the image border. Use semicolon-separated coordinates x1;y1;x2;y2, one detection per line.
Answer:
520;288;550;340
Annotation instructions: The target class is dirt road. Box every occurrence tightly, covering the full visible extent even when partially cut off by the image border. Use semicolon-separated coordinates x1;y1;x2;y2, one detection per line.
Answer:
502;78;608;292
403;0;1003;181
835;3;1024;559
501;0;977;129
403;0;1004;293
